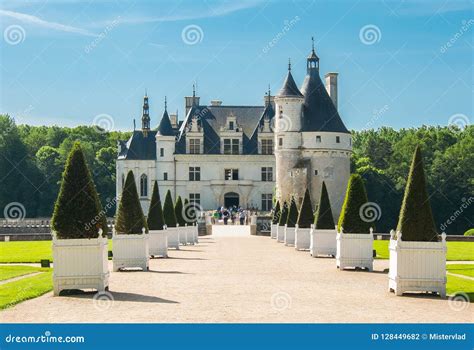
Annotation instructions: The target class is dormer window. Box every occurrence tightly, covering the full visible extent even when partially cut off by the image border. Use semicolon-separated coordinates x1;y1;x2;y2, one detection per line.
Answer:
189;139;201;154
229;121;234;130
223;139;239;155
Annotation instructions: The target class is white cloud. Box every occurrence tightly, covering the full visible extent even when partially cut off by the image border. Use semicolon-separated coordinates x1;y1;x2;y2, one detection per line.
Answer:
0;9;98;37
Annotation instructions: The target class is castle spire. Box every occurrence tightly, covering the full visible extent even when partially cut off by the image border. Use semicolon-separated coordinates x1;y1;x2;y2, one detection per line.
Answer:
142;93;150;136
307;37;319;74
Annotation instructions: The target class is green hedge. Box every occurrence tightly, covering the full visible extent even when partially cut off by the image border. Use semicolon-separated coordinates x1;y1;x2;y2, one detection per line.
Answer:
314;181;335;229
272;201;281;225
115;170;148;234
51;142;107;239
287;198;299;228
338;174;372;233
147;181;165;230
297;190;313;228
464;229;474;236
279;201;288;226
397;146;438;242
163;190;177;228
174;196;186;227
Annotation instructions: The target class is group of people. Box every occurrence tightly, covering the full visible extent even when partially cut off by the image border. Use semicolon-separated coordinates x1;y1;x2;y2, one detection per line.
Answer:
211;206;257;225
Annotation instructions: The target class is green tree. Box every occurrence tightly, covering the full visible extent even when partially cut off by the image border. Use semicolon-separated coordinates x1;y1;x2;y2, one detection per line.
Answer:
279;201;288;226
287;198;299;228
115;170;148;234
297;189;313;228
174;196;186;227
338;174;372;233
272;201;281;224
396;146;438;241
147;181;164;230
163;190;177;227
314;182;335;229
51;142;107;239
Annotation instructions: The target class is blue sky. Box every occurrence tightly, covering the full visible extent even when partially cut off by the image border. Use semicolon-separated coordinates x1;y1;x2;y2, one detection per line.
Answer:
0;0;472;131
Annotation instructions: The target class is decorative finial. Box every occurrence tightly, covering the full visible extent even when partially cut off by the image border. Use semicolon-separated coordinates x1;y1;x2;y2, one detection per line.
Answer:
288;58;291;71
133;119;136;131
268;84;271;96
164;96;167;111
145;88;147;97
311;36;315;52
192;83;196;97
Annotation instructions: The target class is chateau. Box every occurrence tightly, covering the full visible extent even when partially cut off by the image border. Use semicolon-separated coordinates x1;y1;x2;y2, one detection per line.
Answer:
116;43;352;220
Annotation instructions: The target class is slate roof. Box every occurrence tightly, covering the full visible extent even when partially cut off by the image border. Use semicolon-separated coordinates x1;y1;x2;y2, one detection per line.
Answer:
157;110;174;136
277;71;303;98
300;69;349;134
118;130;157;160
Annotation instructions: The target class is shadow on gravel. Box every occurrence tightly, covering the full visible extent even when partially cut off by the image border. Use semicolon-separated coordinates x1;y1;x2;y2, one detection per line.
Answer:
147;270;192;275
61;290;179;304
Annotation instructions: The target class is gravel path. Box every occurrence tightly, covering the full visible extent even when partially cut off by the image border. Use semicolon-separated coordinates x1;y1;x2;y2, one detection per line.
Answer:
0;234;472;323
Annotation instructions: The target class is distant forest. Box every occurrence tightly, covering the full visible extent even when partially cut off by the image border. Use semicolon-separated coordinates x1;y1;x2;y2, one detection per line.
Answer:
0;114;472;234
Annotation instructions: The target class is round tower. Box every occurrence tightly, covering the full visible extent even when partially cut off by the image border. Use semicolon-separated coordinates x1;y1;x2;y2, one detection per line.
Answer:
274;60;305;204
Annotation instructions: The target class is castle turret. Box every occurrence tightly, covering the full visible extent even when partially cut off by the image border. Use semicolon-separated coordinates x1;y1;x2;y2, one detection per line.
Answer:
156;96;176;196
274;59;305;204
141;92;150;136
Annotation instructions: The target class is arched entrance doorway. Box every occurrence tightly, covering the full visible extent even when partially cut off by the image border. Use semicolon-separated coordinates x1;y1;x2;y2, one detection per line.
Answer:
224;192;239;208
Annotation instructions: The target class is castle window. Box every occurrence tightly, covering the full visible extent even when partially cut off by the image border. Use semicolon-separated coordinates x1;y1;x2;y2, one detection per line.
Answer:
261;194;272;211
160;148;164;157
278;137;283;147
261;167;273;182
189;139;201;154
189;167;201;181
190;193;201;205
163;172;168;181
314;170;318;176
223;139;239;155
261;139;273;155
336;136;340;143
229;121;234;130
225;169;239;180
316;135;321;143
121;174;125;189
140;174;148;197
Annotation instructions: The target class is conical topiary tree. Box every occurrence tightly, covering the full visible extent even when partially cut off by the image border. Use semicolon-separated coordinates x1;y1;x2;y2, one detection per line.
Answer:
115;170;148;234
51;142;107;239
163;190;177;227
174;196;186;227
397;146;438;242
337;174;372;233
287;197;299;228
272;201;281;225
297;189;314;228
183;198;196;224
314;181;335;229
279;201;288;226
147;181;164;230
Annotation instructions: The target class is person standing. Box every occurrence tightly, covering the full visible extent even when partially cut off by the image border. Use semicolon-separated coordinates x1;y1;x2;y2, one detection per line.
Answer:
222;207;229;225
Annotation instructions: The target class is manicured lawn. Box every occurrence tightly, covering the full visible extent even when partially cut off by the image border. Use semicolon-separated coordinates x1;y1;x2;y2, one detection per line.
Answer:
373;241;474;261
0;240;113;263
447;274;474;302
447;264;474;278
0;269;53;309
0;265;49;281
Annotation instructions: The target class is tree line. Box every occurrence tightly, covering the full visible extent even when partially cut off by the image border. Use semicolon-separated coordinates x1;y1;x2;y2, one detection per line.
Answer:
0;114;472;234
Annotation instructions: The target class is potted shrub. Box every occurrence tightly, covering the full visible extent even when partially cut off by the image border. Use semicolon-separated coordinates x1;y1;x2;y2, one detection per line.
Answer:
113;170;149;271
163;190;179;249
271;201;280;239
284;198;299;246
186;199;199;244
389;146;446;297
51;142;109;295
295;189;313;250
175;196;187;245
310;182;337;257
183;198;195;245
277;201;288;242
336;174;374;271
147;181;168;258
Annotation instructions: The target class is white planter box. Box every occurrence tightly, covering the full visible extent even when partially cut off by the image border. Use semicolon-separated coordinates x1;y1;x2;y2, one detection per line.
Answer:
194;224;199;244
311;226;337;257
149;229;168;258
277;225;285;242
284;225;296;246
166;227;180;249
295;226;311;251
112;232;149;271
185;225;195;245
270;224;277;239
52;235;109;296
336;229;373;271
389;231;446;297
178;224;187;245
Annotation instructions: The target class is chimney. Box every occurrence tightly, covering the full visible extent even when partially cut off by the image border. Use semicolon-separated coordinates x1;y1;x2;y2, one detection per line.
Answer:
325;72;338;109
210;100;222;106
169;113;178;127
